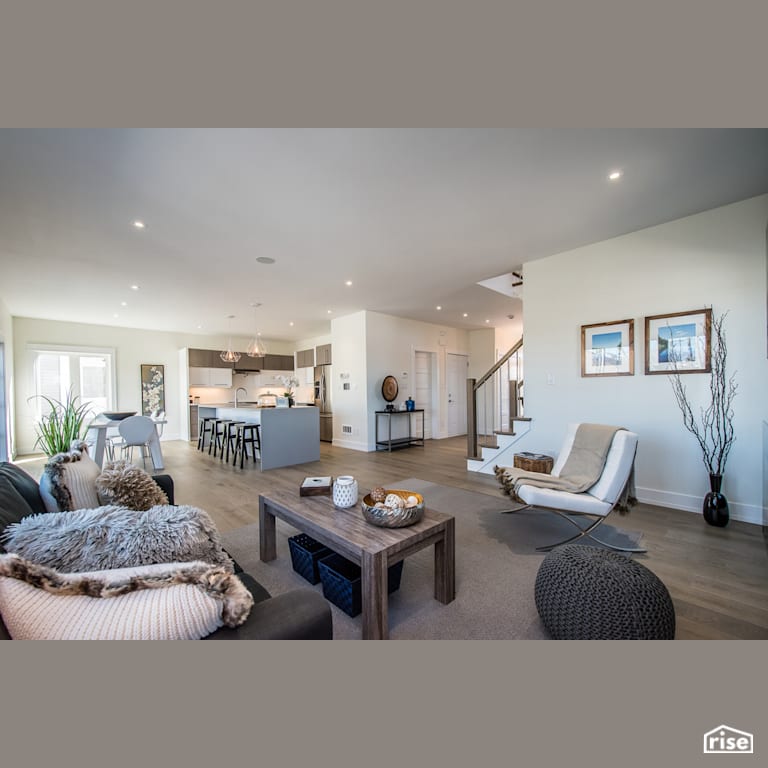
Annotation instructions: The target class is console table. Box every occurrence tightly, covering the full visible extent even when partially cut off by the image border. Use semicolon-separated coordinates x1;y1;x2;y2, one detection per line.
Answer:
375;409;425;451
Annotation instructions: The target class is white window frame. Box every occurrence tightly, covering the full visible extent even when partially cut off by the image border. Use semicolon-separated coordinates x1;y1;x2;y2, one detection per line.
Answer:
27;343;117;422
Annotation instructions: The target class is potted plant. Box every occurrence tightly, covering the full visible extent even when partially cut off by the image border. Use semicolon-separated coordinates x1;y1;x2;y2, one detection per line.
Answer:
30;388;94;456
668;311;737;527
275;375;300;407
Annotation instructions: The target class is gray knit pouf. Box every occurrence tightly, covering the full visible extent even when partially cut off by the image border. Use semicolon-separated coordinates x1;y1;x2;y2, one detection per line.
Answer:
534;545;675;640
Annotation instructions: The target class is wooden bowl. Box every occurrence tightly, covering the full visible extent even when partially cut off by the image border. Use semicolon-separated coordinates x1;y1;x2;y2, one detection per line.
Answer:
361;489;424;528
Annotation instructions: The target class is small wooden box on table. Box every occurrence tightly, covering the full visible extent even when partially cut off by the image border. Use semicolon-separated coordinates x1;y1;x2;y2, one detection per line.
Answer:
259;489;455;640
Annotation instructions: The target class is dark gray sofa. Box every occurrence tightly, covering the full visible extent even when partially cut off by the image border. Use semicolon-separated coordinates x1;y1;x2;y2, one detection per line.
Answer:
0;462;332;640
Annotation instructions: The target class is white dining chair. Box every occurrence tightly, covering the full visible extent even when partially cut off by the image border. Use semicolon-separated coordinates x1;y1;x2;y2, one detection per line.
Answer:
115;415;157;469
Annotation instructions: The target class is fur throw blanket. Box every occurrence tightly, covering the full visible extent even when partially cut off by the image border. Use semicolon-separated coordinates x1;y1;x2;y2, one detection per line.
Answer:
495;424;637;515
0;553;253;628
96;460;168;510
1;504;235;573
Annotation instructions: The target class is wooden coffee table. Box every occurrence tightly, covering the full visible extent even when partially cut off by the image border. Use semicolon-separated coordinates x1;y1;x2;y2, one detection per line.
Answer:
259;489;455;640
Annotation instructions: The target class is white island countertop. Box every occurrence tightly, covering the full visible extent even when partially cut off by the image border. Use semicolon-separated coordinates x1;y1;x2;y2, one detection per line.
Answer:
198;404;319;469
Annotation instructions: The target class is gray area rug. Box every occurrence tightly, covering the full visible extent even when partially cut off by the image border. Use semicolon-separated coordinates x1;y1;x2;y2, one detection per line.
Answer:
219;478;643;640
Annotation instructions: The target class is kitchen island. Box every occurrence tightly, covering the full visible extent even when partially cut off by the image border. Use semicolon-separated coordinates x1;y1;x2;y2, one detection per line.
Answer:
198;404;320;470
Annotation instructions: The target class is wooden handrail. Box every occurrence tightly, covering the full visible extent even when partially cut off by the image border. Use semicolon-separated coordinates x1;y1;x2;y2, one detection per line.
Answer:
467;336;524;459
473;337;523;391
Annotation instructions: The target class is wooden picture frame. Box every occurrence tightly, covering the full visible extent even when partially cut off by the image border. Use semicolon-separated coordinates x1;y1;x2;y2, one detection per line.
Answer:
581;319;634;377
141;363;165;416
644;308;712;375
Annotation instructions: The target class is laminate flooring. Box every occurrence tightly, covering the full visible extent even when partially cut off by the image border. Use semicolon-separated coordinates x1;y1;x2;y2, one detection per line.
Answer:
16;437;768;639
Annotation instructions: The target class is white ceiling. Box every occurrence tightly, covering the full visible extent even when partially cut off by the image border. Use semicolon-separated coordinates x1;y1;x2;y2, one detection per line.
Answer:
1;128;766;341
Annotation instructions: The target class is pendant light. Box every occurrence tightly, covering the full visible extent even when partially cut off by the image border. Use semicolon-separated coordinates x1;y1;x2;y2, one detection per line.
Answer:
246;302;267;357
220;315;241;363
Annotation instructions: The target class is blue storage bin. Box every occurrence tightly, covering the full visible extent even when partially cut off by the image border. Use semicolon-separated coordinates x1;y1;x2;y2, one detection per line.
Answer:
288;534;334;585
317;552;404;617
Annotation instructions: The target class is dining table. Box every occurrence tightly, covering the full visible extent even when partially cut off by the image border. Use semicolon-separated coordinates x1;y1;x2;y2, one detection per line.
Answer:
85;415;167;470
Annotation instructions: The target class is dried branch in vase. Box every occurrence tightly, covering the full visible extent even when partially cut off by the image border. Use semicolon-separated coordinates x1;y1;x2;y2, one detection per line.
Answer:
668;311;737;476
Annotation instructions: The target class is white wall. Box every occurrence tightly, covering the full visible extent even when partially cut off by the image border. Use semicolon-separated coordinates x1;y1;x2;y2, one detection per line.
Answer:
0;297;14;458
329;312;368;450
364;311;470;450
12;317;293;455
513;194;768;524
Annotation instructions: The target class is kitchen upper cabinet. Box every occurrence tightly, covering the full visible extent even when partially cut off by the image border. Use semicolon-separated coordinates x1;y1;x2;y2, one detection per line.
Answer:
188;367;233;388
233;355;264;372
296;348;314;368
188;348;233;369
315;344;332;365
264;354;295;371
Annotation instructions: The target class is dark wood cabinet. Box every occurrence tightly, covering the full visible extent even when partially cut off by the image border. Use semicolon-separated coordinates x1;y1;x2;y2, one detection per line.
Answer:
188;348;233;369
315;344;332;365
264;354;295;371
233;354;264;372
296;348;314;368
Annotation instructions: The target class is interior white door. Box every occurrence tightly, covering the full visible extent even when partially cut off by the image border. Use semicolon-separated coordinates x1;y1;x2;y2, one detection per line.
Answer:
446;353;468;437
414;351;433;440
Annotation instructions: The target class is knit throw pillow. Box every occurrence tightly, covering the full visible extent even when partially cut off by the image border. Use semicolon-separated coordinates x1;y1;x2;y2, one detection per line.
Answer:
39;445;101;512
95;460;168;510
0;554;253;640
1;504;235;573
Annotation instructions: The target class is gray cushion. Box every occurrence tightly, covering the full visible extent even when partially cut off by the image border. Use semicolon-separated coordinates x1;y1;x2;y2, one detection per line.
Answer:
0;463;46;515
0;478;36;543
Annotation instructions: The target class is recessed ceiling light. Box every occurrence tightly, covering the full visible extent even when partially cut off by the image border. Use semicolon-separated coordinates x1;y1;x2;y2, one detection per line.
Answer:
289;321;294;326
113;313;119;318
345;280;353;286
436;306;442;311
463;313;468;318
197;325;202;329
131;284;140;291
132;220;146;229
485;319;490;323
256;257;275;264
327;310;333;314
608;169;623;181
120;301;127;307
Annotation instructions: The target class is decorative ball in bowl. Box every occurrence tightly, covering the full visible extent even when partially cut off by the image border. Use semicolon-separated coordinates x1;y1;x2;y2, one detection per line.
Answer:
361;489;424;528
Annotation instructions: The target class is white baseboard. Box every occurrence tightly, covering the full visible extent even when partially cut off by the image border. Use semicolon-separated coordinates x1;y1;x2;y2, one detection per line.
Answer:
636;486;763;526
329;438;370;452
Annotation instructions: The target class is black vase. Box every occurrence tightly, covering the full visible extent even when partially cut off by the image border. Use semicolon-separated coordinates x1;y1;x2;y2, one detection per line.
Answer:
703;473;729;527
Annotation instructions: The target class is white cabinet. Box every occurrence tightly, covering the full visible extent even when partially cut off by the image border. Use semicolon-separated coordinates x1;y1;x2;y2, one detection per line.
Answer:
189;367;233;388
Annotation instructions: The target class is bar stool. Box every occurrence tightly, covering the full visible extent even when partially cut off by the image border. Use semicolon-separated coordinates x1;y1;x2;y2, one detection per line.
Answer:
232;423;261;469
222;420;246;463
209;419;232;458
197;416;216;451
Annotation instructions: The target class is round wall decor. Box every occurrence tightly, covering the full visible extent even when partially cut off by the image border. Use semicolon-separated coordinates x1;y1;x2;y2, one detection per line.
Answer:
381;375;399;403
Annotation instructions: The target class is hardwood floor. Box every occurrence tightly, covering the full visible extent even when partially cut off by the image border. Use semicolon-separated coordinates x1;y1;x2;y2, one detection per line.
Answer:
16;436;768;639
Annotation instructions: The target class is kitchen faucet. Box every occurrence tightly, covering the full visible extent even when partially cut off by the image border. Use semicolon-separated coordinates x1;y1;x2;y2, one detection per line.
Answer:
235;386;248;407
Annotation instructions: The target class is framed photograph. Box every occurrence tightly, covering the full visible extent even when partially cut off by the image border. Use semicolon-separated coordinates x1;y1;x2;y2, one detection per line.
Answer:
644;308;711;375
141;364;165;416
581;319;634;377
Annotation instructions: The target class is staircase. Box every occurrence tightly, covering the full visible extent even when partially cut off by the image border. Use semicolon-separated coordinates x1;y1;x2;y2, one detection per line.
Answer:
466;337;530;474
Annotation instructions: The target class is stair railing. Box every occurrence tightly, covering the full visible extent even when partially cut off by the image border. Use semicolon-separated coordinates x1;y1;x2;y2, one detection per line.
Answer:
467;337;523;459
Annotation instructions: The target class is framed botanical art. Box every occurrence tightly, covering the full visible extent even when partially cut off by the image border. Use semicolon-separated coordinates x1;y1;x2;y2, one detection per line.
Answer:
141;364;165;416
644;308;711;375
581;319;634;377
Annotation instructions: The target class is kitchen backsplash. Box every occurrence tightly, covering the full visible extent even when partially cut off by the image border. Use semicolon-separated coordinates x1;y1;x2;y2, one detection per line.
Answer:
190;372;314;405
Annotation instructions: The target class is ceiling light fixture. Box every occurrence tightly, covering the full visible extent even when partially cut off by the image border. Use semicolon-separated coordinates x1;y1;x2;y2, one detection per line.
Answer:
327;310;333;314
345;280;353;286
436;306;442;311
289;321;294;327
608;169;623;181
220;315;242;363
132;220;146;229
246;304;267;357
463;313;468;318
131;284;140;291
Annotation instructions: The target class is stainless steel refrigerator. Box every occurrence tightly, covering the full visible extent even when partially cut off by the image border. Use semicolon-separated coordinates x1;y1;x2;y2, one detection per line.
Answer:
314;364;333;442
